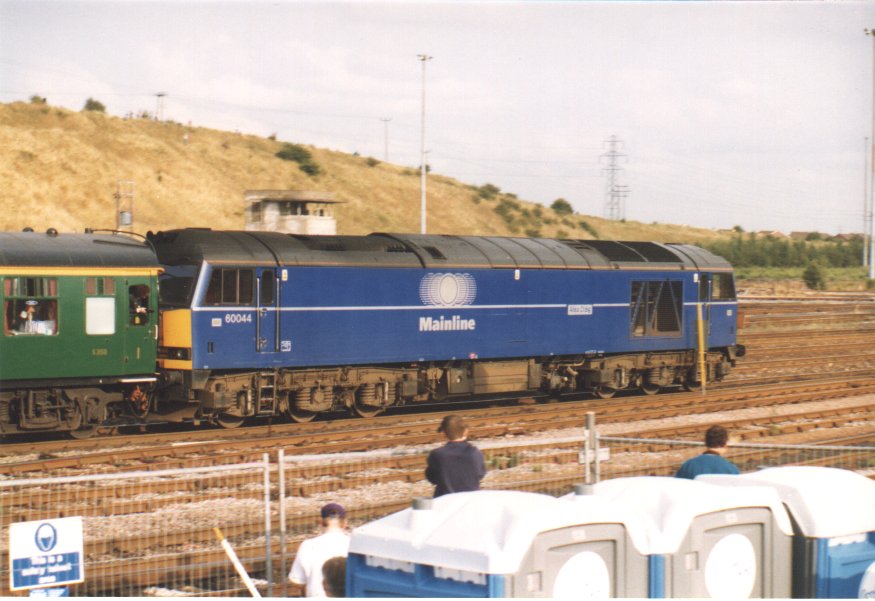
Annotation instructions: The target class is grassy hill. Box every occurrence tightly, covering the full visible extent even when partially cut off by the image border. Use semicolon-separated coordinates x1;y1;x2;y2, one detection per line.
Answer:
0;100;728;243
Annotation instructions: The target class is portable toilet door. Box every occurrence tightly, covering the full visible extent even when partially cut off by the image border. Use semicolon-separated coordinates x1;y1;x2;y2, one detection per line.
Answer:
590;476;793;599
510;522;649;598
701;466;875;599
663;505;788;599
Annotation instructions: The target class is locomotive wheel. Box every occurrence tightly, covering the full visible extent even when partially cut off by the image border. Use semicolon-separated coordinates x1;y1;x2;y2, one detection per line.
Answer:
352;399;383;418
70;425;98;439
593;386;616;399
217;413;245;429
69;397;103;439
640;383;660;396
683;366;705;392
683;380;703;392
287;407;317;423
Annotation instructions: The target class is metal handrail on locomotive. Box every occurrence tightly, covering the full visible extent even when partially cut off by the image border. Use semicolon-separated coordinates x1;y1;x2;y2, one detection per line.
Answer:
0;228;744;437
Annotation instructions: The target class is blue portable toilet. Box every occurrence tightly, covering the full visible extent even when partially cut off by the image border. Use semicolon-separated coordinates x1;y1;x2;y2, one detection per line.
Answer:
587;476;794;598
346;489;651;598
700;466;875;598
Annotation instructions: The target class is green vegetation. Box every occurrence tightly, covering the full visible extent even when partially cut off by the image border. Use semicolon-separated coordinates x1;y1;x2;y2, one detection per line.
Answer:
579;220;599;238
83;98;106;113
551;198;574;215
275;142;321;177
704;233;863;269
477;183;502;200
802;262;827;290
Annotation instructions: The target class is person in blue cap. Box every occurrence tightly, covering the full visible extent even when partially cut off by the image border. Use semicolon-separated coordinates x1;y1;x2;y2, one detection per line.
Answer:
288;502;350;597
675;424;740;479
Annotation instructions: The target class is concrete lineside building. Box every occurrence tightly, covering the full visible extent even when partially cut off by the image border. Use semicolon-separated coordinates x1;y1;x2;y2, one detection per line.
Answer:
244;190;342;235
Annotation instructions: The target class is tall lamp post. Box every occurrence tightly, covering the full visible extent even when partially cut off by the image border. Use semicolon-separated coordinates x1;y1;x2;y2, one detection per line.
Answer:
380;117;392;162
866;29;875;280
418;54;432;235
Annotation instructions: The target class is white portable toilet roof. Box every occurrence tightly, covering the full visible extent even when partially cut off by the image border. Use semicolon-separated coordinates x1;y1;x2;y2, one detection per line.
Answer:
348;489;651;575
589;476;794;554
699;466;875;538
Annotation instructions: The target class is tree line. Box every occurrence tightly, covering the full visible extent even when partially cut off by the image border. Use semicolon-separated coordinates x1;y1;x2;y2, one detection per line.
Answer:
703;233;864;269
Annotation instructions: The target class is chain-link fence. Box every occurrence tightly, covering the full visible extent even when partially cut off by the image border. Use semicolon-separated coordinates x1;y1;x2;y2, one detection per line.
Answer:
0;460;274;597
594;436;875;480
1;428;873;597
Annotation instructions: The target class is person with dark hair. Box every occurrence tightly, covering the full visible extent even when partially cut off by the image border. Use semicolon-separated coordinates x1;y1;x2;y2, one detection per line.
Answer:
675;425;741;479
321;556;347;597
288;503;350;597
425;415;486;497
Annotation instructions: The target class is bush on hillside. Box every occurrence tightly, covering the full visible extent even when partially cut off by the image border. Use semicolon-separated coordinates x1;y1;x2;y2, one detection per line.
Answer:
29;95;47;105
275;143;312;163
477;183;501;200
579;220;598;238
83;98;106;113
551;198;574;216
275;143;321;177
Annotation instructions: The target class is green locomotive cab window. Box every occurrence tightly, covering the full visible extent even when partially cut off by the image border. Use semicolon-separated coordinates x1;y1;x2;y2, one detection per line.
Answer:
3;277;58;336
129;284;151;325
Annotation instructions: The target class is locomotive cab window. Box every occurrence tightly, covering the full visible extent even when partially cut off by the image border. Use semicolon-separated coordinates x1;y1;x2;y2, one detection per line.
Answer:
630;280;682;337
204;268;254;306
712;273;736;301
3;277;58;336
159;265;198;308
260;270;275;306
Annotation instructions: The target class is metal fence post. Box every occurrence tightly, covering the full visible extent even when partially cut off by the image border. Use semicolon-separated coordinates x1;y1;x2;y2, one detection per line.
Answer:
262;453;272;597
278;448;287;597
583;411;597;484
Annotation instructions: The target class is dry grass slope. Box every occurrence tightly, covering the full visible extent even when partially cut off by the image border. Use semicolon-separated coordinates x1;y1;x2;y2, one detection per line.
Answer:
0;101;728;243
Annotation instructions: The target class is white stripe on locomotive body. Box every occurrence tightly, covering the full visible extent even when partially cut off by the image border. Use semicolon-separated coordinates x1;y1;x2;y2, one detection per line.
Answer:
190;303;636;313
190;302;734;313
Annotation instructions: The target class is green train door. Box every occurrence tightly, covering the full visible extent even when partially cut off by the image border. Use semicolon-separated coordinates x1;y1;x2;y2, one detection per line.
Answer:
123;278;157;376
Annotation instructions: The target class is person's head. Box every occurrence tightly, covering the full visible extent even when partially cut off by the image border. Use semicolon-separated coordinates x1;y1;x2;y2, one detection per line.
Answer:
437;415;468;441
321;556;347;597
320;502;347;529
704;425;730;450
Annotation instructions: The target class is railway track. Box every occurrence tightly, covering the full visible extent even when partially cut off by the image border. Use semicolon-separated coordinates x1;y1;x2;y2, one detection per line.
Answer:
2;296;875;596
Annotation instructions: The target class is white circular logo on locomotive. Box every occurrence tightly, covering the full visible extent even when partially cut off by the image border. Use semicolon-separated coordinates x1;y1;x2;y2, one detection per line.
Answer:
419;273;476;306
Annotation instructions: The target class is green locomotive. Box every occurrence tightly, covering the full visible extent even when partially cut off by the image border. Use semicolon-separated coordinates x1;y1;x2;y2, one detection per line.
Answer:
0;230;160;438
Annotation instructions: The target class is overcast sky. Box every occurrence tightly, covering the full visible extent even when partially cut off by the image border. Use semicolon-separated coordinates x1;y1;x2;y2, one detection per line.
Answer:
2;1;874;234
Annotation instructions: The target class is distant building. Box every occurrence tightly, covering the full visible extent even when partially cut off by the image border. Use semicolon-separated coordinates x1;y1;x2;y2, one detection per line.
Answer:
757;230;789;239
244;190;342;235
832;233;862;242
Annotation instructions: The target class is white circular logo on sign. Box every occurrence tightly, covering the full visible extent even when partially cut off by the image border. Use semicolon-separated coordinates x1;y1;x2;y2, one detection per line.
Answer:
419;273;476;306
704;533;757;599
859;560;875;598
552;551;610;599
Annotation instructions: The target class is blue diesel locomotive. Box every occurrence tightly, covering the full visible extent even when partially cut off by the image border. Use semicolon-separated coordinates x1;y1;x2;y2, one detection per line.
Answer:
148;230;743;427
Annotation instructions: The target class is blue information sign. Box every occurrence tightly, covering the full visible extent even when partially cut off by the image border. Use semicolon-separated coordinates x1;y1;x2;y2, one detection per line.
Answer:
9;517;84;591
